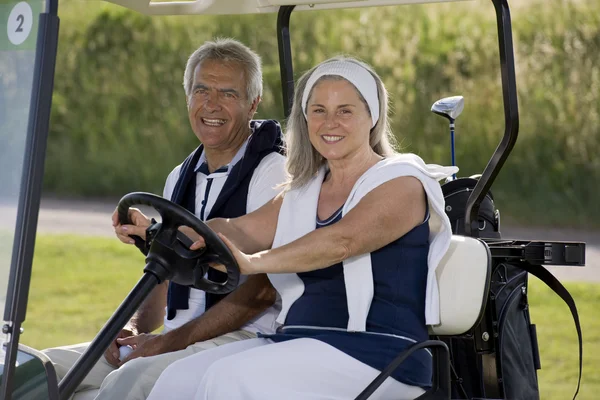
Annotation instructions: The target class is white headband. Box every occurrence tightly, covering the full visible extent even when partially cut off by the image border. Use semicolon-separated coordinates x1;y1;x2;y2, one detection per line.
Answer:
301;61;380;128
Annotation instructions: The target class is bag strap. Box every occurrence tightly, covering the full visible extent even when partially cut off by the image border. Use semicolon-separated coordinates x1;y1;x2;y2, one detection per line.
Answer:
518;262;582;400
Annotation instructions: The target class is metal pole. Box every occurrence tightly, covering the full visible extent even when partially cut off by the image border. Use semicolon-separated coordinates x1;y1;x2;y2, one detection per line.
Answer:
277;6;295;118
58;272;159;400
1;1;60;398
449;119;456;179
464;0;519;237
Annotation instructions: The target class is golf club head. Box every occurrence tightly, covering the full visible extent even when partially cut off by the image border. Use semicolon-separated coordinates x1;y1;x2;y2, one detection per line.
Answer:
431;96;464;121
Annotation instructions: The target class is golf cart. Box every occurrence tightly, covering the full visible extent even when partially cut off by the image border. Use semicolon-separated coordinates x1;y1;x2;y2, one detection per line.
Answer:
0;0;587;399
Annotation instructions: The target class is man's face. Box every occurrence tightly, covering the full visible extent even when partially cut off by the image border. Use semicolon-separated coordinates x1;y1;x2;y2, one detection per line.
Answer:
187;59;259;151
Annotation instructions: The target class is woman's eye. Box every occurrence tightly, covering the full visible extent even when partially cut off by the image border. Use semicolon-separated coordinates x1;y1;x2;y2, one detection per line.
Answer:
339;109;352;115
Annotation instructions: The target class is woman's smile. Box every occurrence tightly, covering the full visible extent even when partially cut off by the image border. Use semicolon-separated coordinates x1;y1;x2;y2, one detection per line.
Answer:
321;135;344;144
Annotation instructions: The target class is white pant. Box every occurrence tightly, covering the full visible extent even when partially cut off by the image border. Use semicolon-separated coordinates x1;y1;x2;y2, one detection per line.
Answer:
148;337;426;400
42;330;255;400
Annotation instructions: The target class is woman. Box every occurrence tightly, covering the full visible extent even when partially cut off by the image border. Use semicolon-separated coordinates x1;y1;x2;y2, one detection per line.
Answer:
146;57;457;400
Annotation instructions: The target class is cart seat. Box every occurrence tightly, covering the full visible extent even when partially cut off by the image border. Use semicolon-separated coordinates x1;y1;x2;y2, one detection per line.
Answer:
356;235;493;400
429;235;492;336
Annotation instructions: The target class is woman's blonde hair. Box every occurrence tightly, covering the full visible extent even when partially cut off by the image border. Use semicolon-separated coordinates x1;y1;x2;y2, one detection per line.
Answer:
284;56;397;190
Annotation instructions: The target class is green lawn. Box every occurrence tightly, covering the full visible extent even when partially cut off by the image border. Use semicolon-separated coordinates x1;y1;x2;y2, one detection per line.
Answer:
22;234;599;399
528;278;599;400
24;234;145;347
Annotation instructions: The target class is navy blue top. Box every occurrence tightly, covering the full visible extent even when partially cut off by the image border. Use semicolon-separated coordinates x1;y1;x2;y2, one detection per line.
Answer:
167;120;284;319
261;204;432;389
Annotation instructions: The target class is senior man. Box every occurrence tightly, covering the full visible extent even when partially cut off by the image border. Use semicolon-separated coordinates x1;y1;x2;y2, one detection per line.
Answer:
44;38;286;400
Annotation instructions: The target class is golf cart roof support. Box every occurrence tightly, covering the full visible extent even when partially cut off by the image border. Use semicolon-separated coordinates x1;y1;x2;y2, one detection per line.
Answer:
277;6;295;117
0;1;61;399
105;0;476;16
464;0;519;237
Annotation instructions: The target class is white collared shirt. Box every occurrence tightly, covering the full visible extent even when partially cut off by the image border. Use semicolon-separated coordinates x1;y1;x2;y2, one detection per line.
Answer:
161;138;286;334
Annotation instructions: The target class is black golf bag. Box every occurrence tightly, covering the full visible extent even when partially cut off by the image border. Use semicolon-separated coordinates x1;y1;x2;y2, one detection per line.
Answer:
439;177;582;400
441;177;500;239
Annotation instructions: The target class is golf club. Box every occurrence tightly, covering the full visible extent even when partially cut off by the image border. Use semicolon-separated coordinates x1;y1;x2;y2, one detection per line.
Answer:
431;95;464;179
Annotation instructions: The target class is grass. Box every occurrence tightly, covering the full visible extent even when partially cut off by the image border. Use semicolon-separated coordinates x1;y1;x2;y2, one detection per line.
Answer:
529;278;600;400
23;234;145;347
22;234;599;399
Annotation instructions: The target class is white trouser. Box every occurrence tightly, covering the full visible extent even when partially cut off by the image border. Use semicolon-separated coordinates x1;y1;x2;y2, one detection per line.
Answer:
147;337;426;400
42;330;255;400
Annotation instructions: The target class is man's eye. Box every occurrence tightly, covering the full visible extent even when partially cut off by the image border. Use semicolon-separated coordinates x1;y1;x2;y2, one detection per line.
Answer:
224;93;235;98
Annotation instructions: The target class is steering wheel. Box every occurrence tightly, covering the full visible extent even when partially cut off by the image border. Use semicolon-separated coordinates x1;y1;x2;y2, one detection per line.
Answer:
117;192;240;295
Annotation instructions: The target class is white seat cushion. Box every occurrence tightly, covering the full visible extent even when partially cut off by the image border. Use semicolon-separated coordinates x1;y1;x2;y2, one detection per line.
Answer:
429;235;491;336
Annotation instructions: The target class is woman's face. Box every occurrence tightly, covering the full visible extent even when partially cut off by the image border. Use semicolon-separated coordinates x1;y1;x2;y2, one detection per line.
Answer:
306;78;373;162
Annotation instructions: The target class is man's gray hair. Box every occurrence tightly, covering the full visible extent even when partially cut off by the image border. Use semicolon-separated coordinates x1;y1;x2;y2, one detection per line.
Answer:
183;38;263;103
284;56;397;190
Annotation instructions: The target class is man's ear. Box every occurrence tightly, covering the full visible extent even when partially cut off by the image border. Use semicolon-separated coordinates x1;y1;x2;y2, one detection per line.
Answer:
248;96;261;118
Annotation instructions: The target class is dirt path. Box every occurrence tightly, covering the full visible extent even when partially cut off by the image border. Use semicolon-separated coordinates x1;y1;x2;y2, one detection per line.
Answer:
26;197;598;282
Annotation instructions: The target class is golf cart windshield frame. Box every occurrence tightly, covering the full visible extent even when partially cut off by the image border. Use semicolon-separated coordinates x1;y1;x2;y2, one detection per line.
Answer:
1;1;60;398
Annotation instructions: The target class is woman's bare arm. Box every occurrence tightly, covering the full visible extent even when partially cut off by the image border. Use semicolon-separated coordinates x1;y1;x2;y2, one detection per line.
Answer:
201;194;283;254
240;176;426;275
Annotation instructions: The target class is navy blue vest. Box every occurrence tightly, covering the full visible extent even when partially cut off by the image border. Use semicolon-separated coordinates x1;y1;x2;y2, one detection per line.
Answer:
263;206;433;387
166;120;284;320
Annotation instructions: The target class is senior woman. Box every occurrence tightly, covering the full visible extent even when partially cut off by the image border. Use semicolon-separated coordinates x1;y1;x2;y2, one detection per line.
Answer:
146;57;457;400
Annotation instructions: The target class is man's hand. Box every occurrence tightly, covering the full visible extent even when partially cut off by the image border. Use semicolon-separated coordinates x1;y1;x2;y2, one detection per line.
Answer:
104;328;136;367
112;207;152;244
117;333;173;365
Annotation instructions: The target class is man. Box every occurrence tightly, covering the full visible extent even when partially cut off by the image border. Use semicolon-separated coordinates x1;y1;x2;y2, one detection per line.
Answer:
44;38;287;400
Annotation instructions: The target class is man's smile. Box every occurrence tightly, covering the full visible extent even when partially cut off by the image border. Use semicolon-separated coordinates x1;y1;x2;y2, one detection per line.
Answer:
201;118;227;127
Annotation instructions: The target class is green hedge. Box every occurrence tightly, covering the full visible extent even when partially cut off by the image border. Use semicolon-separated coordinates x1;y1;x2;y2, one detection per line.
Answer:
45;0;600;228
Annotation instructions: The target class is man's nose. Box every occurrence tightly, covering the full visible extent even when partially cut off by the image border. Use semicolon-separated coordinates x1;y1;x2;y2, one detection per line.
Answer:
204;92;221;112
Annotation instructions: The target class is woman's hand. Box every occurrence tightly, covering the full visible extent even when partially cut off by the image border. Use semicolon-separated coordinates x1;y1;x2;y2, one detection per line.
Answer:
216;233;262;275
179;222;263;275
178;226;202;248
180;228;262;275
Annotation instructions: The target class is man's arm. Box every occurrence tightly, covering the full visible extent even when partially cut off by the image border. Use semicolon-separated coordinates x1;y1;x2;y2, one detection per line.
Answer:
105;166;179;366
158;154;283;347
151;274;275;351
125;281;168;334
104;279;168;366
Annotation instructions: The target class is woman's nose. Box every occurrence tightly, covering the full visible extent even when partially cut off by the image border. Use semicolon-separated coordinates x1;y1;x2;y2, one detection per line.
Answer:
325;113;339;128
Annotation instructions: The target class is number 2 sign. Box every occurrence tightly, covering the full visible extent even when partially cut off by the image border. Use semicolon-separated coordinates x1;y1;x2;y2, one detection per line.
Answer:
7;2;33;46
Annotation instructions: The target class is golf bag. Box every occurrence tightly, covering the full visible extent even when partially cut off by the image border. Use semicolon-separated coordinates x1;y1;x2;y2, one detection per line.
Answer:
440;177;582;400
441;177;500;239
